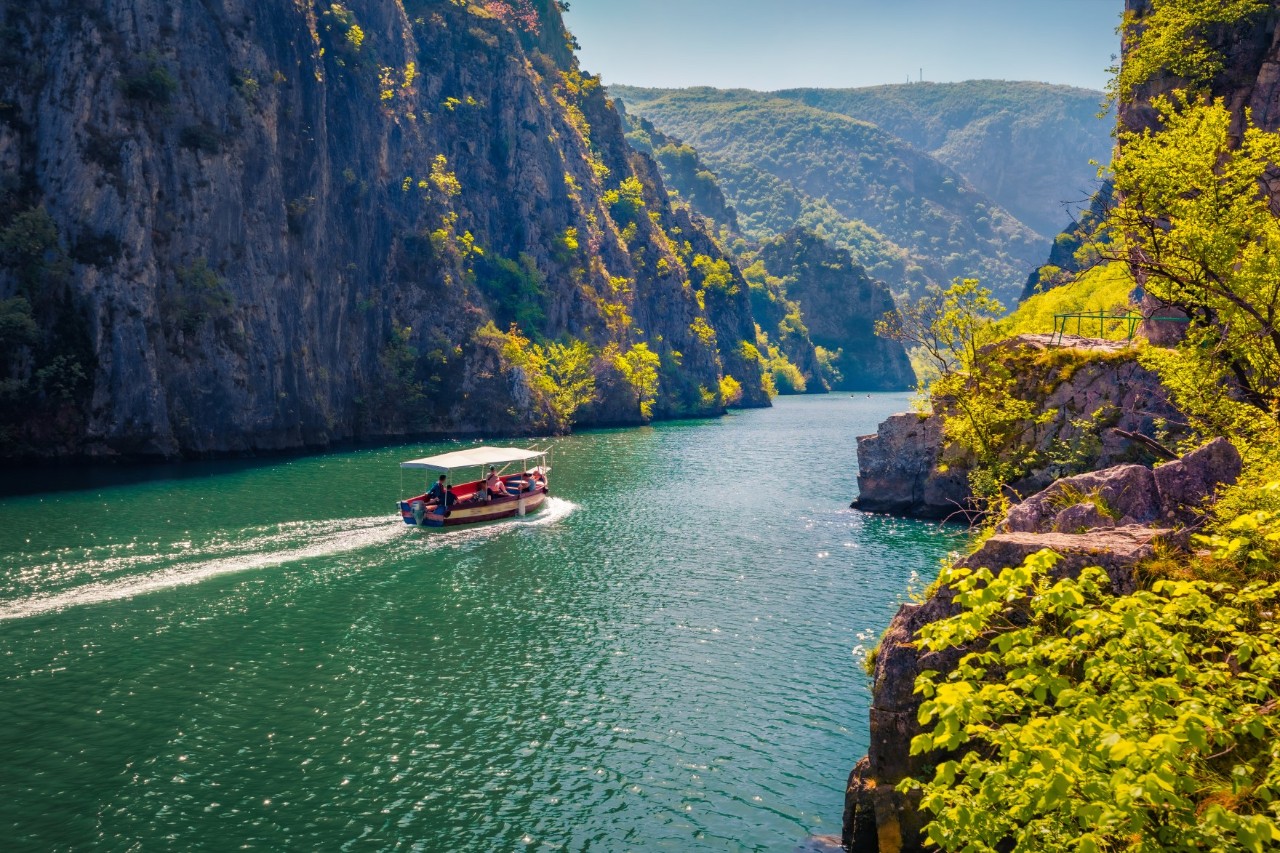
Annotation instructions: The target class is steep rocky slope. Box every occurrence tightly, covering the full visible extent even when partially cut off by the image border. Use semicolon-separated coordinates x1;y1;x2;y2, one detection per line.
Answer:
758;229;914;391
0;0;768;461
620;109;914;394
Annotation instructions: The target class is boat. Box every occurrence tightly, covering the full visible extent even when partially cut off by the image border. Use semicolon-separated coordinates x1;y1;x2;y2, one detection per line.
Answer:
397;446;550;528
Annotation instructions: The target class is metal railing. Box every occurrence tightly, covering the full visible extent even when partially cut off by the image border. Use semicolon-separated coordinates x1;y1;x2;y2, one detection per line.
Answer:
1051;311;1145;345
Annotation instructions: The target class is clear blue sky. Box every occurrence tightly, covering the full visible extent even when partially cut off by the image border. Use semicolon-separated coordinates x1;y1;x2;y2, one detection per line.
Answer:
563;0;1122;92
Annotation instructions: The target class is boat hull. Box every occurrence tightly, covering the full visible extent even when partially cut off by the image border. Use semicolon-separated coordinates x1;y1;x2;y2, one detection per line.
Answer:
399;486;547;527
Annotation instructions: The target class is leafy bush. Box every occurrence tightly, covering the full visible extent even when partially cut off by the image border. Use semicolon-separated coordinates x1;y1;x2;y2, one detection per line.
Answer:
474;252;546;332
0;206;69;296
119;62;178;103
905;549;1280;853
165;258;233;336
719;374;743;406
179;124;221;154
603;176;646;227
502;332;596;428
614;342;660;419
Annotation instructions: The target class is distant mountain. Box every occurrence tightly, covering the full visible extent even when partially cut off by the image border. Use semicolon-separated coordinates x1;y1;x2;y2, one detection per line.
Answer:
612;85;1049;304
773;82;1114;239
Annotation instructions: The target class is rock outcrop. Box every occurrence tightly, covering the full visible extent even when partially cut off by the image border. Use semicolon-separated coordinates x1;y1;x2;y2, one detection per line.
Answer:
0;0;769;461
1001;437;1242;536
850;412;967;518
852;335;1187;517
843;439;1241;851
759;229;915;392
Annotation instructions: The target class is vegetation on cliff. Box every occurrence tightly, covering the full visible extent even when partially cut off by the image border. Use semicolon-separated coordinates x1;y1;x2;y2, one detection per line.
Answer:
770;82;1114;239
871;2;1280;848
0;0;787;460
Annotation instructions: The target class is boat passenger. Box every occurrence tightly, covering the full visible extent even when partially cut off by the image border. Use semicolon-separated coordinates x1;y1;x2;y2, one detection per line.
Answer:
486;466;507;499
426;475;456;513
426;474;448;505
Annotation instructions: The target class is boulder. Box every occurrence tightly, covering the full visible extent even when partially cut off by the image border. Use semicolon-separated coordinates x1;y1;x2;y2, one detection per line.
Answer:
1000;464;1158;533
1000;439;1242;536
1153;437;1243;525
852;413;969;519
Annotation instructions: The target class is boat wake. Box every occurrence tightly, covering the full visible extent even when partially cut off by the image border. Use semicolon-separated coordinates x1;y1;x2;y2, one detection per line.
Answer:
410;496;578;548
0;498;577;621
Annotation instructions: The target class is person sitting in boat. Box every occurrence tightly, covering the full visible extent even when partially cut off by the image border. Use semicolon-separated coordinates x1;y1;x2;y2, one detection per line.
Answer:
485;466;508;500
426;475;455;512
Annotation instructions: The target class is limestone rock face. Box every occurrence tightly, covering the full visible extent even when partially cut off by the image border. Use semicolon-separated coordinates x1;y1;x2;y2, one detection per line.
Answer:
852;336;1187;517
851;412;968;519
0;0;767;460
760;228;915;392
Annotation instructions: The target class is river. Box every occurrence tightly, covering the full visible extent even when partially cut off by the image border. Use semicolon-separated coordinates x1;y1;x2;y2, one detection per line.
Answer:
0;394;961;851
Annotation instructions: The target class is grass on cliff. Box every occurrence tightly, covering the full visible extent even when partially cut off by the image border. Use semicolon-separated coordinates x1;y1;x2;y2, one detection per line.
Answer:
997;262;1135;340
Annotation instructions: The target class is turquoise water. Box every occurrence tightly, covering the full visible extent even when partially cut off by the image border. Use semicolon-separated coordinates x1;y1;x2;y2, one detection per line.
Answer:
0;395;960;851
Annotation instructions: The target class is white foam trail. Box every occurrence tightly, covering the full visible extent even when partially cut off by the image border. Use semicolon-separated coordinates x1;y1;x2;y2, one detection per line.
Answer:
0;515;403;621
0;498;578;621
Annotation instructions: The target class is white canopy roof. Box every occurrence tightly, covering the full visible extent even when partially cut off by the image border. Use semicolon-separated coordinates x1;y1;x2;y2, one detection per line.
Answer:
400;446;544;472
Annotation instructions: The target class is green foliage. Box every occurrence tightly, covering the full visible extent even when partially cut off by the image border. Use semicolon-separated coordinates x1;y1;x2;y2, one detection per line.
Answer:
906;550;1280;852
613;85;1057;301
324;4;366;53
0;297;37;383
998;263;1135;339
1114;0;1268;104
0;206;69;297
1107;95;1280;411
119;61;178;103
179;124;221;154
603;176;646;227
719;374;743;407
877;278;1004;387
768;349;806;394
613;342;660;419
165;258;233;336
688;315;716;348
474;252;546;332
815;345;843;386
379;324;428;417
690;254;738;296
503;333;597;428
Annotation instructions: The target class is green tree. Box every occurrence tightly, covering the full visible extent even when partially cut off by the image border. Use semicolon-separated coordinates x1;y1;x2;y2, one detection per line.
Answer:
1113;0;1268;104
875;277;1004;388
614;342;660;418
1105;94;1280;412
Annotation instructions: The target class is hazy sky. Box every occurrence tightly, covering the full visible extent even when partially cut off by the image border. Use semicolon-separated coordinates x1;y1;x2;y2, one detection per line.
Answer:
562;0;1122;92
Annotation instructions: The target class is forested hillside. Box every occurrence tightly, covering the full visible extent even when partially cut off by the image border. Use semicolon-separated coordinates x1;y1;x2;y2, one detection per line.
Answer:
613;86;1048;304
774;82;1113;238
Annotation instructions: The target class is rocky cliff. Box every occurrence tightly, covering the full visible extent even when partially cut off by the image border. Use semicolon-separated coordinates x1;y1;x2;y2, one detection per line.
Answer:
0;0;768;461
758;229;914;392
852;336;1187;519
845;436;1243;851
